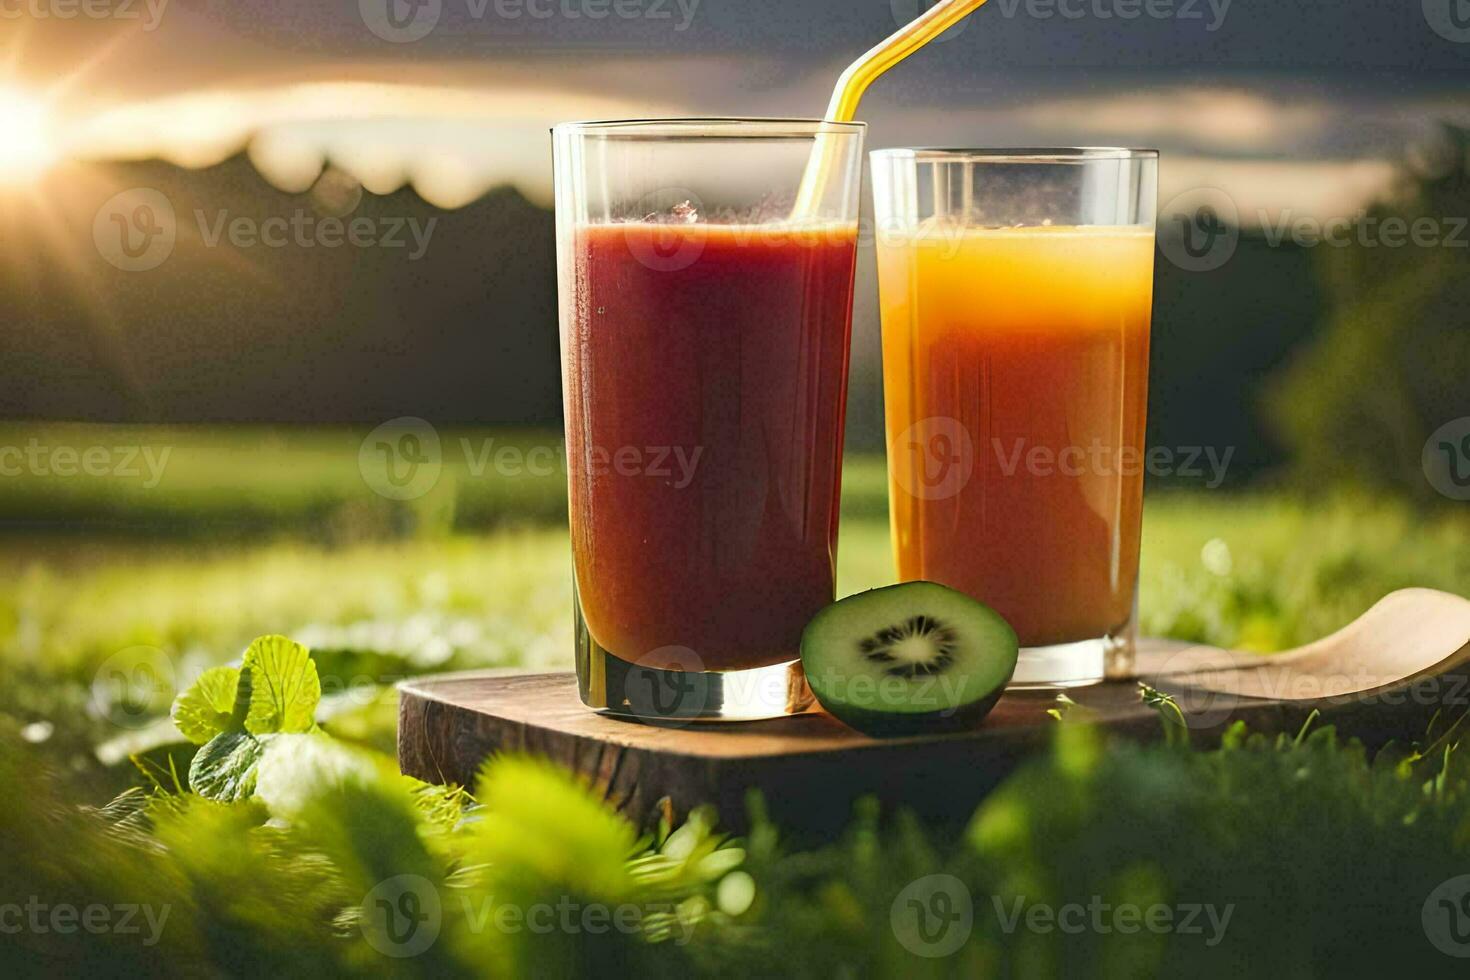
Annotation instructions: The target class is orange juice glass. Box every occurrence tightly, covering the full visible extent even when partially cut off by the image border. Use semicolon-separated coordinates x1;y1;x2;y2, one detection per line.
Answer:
871;148;1158;686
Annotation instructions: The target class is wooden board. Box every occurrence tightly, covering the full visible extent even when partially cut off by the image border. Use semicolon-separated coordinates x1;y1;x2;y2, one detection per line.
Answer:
398;589;1470;834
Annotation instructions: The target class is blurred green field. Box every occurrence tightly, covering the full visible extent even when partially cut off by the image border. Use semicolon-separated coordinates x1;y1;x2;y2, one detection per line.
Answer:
0;422;896;534
2;423;1468;791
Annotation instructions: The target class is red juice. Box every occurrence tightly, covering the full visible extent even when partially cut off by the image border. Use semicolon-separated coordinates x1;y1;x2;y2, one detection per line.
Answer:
562;222;858;671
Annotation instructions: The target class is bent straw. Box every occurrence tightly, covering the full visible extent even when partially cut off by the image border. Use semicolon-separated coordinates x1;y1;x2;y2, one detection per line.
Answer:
792;0;992;220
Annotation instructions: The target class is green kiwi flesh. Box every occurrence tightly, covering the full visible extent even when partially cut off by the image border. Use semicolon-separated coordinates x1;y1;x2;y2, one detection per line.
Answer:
800;582;1019;735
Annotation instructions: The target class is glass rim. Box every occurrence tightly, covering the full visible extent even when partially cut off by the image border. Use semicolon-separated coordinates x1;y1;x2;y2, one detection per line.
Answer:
871;146;1158;163
553;117;867;139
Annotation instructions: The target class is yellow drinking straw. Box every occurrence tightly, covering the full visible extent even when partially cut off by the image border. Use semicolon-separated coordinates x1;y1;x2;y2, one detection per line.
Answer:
793;0;991;218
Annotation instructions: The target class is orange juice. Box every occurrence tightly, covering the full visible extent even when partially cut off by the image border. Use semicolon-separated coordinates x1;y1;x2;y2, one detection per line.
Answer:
877;224;1153;648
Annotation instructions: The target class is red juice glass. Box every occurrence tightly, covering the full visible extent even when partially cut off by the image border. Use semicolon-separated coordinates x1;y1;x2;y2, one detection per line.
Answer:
552;118;865;720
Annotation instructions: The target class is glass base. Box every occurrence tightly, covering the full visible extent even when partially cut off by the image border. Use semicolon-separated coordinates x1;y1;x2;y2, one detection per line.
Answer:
1008;623;1136;690
576;636;814;723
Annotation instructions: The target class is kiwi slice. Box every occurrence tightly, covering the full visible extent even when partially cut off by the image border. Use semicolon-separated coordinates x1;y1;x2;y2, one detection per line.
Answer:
800;582;1018;735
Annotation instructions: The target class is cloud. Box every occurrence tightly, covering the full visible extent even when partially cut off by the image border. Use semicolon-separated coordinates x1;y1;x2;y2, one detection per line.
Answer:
64;81;682;207
45;75;1444;222
1158;156;1397;228
1019;88;1332;154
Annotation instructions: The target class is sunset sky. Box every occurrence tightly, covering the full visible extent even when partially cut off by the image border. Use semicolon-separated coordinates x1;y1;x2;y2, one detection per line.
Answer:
3;1;1467;218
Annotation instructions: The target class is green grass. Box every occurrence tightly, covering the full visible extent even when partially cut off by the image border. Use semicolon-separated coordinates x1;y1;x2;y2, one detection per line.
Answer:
1;422;1468;792
8;683;1470;978
4;488;1463;681
4;423;1470;975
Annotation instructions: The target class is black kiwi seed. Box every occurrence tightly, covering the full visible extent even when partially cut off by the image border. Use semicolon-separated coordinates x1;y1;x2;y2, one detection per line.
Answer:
858;616;959;677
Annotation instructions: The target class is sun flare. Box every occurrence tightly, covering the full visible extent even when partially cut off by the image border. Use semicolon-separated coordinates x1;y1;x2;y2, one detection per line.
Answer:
0;87;57;184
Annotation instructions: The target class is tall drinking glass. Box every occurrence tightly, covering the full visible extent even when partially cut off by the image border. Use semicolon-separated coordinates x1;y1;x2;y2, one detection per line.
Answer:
871;148;1158;687
553;119;865;720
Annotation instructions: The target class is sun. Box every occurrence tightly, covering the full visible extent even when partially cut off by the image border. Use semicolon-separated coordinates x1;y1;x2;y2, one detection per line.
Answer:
0;87;57;183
